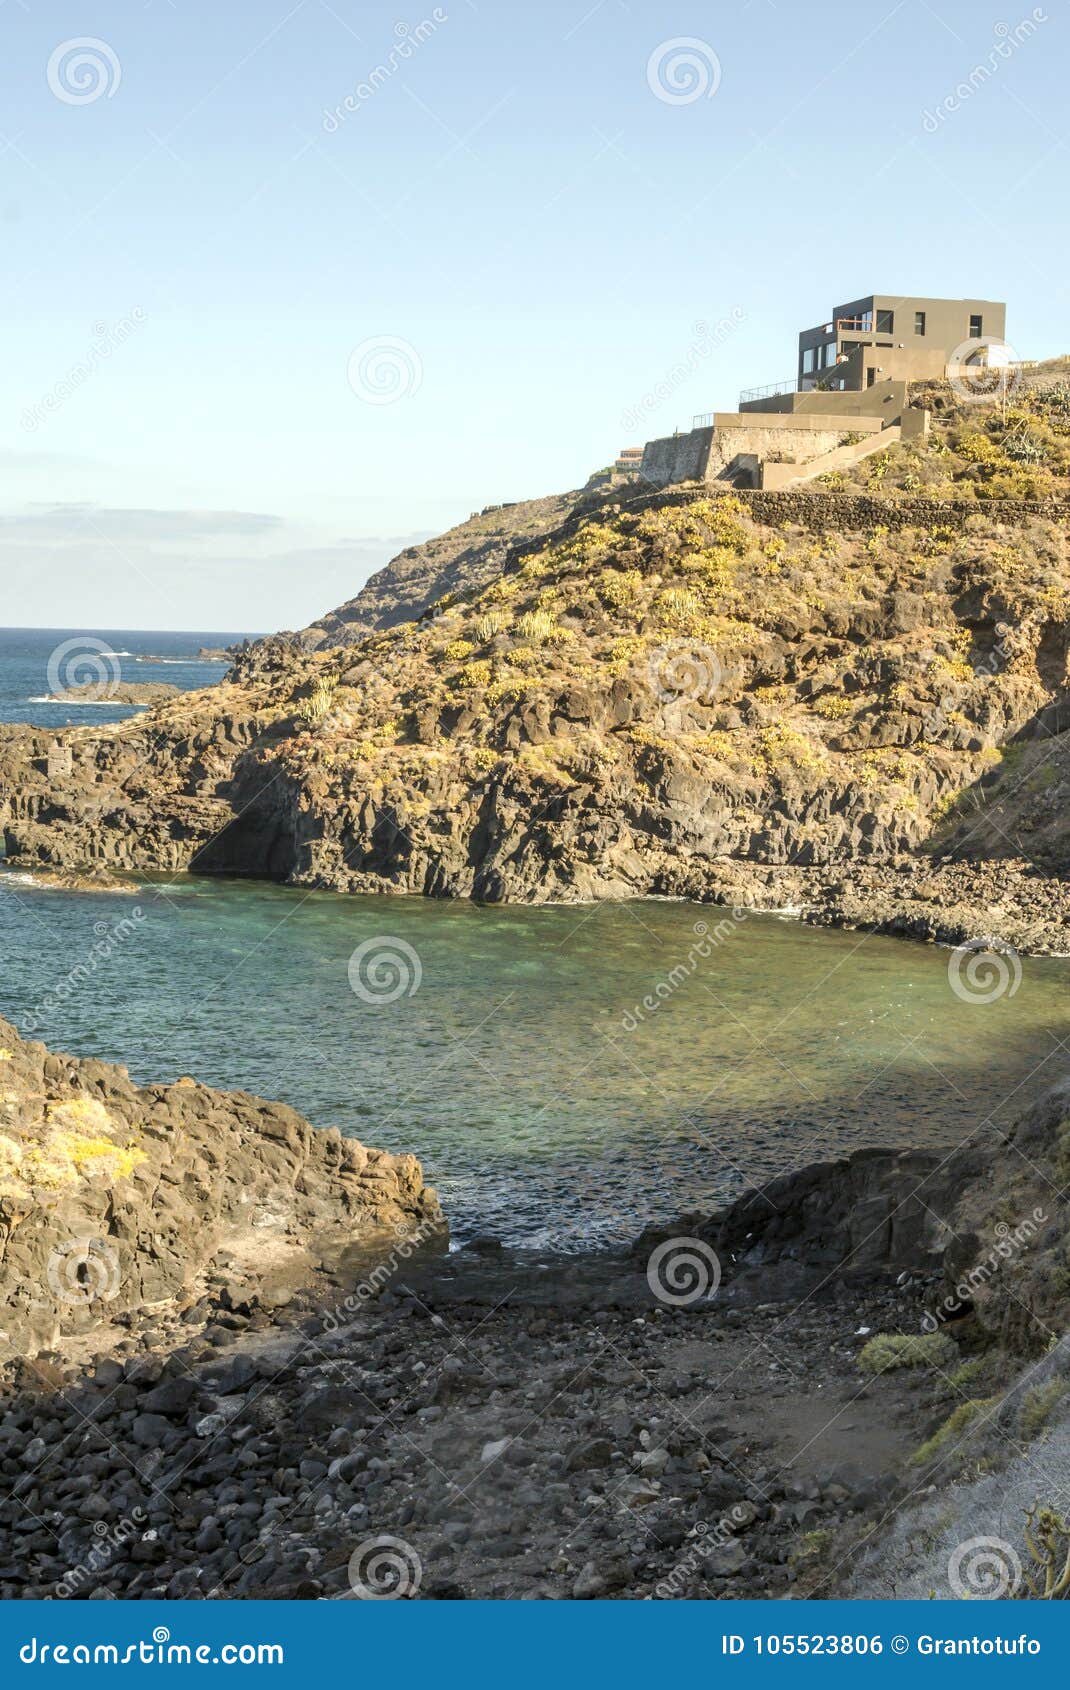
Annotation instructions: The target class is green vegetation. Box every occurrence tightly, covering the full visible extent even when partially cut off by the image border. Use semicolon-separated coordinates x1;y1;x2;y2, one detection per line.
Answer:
265;465;1069;889
909;1397;998;1466
1020;1379;1068;1440
858;1331;957;1375
830;365;1070;501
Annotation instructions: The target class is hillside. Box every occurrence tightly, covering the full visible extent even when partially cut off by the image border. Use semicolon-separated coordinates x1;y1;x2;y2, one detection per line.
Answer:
291;359;1070;652
287;477;633;649
2;436;1070;947
818;358;1070;501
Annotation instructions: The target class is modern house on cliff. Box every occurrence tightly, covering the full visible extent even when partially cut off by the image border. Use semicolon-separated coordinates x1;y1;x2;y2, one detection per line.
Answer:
637;291;1009;493
795;293;1007;397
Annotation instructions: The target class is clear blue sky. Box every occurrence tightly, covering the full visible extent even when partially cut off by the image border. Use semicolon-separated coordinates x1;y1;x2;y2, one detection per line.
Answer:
2;0;1066;631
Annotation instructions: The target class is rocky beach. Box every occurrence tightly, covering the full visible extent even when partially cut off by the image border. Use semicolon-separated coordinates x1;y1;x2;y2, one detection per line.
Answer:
3;1006;1070;1602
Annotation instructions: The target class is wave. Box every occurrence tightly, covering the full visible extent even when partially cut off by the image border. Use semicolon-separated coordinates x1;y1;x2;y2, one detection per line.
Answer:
27;696;146;707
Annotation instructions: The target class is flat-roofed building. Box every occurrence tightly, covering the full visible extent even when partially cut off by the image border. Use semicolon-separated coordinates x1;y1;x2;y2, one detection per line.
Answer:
797;293;1007;392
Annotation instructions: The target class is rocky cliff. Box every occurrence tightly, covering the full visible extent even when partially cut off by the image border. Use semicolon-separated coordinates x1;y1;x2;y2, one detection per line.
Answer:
2;484;1069;940
0;1017;441;1359
285;480;627;649
639;1069;1070;1356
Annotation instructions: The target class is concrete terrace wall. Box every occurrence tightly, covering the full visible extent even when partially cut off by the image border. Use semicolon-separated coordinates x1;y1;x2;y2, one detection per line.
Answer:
641;412;885;490
740;380;908;420
711;411;884;435
760;425;903;491
717;424;850;470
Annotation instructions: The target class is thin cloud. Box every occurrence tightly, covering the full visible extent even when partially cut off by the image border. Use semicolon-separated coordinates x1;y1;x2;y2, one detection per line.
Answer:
0;505;285;544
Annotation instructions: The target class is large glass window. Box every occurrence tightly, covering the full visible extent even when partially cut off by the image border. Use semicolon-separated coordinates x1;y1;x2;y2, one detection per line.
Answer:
970;314;983;337
802;348;815;374
876;309;894;333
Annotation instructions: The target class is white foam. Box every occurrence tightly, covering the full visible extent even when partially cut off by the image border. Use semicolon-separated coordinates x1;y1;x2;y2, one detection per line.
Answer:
27;697;143;707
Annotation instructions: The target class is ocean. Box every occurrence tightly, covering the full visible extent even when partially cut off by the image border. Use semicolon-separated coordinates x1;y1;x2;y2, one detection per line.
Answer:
0;626;259;729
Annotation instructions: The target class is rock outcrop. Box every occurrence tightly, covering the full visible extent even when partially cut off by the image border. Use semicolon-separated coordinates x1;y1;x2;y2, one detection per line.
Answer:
0;1017;441;1359
2;488;1069;941
3;373;1070;935
284;481;624;649
640;1074;1070;1354
49;682;180;706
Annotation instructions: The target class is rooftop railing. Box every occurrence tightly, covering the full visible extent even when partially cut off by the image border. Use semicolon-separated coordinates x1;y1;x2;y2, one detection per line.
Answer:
737;379;798;405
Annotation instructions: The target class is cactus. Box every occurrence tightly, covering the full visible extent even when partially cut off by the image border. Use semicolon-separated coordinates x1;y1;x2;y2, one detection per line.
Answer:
1022;1505;1070;1598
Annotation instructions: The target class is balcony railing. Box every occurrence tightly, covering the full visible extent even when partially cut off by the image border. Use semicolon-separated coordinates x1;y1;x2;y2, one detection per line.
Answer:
836;314;873;333
737;379;797;405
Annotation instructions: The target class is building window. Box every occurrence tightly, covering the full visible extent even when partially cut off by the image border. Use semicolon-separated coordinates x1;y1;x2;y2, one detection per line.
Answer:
970;314;983;338
876;309;894;334
802;348;815;374
867;367;878;387
823;341;838;368
914;310;926;335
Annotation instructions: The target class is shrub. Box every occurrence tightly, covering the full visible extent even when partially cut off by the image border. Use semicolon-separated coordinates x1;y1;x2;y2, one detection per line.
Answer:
812;694;855;721
909;1397;997;1465
1020;1379;1068;1440
597;567;643;611
654;587;702;629
1036;382;1070;419
451;660;493;690
858;1331;957;1375
1003;429;1048;465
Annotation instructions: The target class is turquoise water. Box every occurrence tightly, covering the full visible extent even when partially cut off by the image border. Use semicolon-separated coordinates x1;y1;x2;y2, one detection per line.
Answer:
1;872;1067;1249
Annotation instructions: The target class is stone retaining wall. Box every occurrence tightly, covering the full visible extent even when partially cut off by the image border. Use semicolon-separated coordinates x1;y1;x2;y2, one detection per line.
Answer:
639;427;713;486
736;490;1070;532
